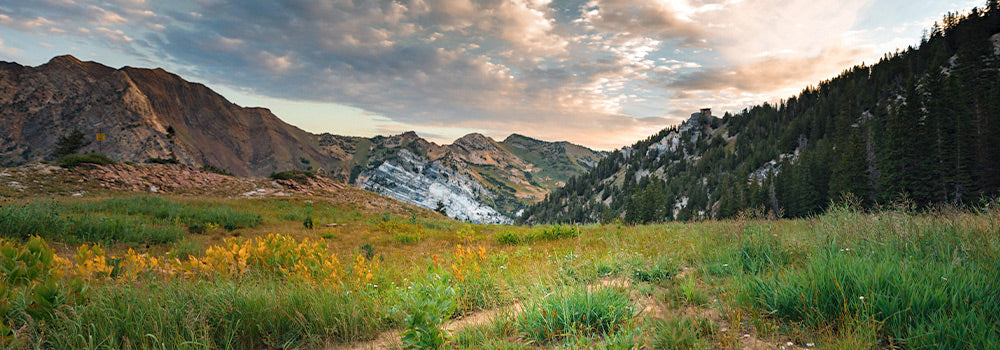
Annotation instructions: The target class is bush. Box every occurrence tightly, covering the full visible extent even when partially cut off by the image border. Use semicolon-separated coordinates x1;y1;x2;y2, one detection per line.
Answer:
59;153;115;168
400;274;456;349
200;164;233;176
145;157;179;164
269;170;316;184
51;129;90;159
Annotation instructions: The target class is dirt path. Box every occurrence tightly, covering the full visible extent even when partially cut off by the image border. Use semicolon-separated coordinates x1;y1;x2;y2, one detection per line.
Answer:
328;273;808;350
328;278;629;350
328;303;522;350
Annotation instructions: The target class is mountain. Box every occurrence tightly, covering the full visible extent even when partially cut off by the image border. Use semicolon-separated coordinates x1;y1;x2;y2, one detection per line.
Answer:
317;131;606;223
0;57;605;223
523;4;1000;224
0;55;331;177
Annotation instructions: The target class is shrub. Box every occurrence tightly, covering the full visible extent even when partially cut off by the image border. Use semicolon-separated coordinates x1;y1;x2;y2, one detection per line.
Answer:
145;157;179;164
400;274;456;349
200;164;233;176
51;129;90;159
59;153;115;168
269;170;316;184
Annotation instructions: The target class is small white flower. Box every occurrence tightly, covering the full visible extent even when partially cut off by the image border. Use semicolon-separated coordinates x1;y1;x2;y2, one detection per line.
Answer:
373;284;378;288
806;342;815;348
787;342;794;346
722;263;729;267
859;296;865;300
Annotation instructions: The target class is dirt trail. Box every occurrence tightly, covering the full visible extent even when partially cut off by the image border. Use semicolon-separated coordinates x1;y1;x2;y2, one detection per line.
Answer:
328;273;808;350
329;278;631;350
328;303;522;350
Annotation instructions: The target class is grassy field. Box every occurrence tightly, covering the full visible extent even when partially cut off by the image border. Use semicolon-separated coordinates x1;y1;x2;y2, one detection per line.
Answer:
1;193;998;349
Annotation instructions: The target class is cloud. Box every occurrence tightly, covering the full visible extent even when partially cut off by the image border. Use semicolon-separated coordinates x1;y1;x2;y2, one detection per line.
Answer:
578;0;708;47
1;0;944;150
671;44;867;93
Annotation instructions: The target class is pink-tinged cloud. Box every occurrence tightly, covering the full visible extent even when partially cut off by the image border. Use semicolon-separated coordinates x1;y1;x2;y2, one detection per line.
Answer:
0;0;981;149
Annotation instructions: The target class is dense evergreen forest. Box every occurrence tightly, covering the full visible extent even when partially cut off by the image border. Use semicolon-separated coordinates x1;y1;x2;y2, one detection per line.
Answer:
523;1;1000;224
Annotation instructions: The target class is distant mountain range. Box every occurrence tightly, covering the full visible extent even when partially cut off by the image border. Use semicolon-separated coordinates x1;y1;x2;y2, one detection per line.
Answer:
0;55;605;223
523;5;1000;224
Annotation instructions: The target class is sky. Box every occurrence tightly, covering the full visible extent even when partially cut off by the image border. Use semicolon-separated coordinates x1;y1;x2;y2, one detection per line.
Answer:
0;0;985;149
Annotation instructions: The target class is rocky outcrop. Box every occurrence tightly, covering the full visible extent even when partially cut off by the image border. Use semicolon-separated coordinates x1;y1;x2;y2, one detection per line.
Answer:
0;55;330;177
357;149;511;224
0;55;606;224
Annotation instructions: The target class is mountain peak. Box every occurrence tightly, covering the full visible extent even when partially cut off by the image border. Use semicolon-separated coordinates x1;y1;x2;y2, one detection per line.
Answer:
47;55;82;66
455;132;492;143
503;133;534;142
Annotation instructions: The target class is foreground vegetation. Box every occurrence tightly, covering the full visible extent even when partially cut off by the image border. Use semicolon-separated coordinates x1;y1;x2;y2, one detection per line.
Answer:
0;193;997;349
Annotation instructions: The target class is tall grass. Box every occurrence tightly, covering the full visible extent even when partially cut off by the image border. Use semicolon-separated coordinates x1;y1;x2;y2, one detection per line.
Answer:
14;279;395;349
0;196;261;244
0;200;182;244
69;196;261;230
739;205;1000;348
516;284;637;344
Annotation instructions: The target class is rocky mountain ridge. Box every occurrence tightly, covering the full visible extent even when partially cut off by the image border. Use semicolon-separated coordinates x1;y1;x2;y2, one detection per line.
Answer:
318;130;607;223
0;55;606;223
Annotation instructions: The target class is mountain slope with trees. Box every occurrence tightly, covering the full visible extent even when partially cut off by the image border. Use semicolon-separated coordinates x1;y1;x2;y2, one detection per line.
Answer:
523;2;1000;224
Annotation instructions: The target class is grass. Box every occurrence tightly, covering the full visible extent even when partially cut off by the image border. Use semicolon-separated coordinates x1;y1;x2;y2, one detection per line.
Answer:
0;200;183;244
739;207;1000;348
0;196;260;244
649;314;716;350
516;284;638;344
0;192;997;349
16;279;394;349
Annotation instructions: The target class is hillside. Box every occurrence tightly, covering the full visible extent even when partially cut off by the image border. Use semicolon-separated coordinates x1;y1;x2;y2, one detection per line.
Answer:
318;131;606;223
523;4;1000;224
0;55;331;177
0;56;604;223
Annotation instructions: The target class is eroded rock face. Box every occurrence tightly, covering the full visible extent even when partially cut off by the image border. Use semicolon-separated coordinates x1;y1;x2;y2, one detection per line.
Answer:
0;55;331;177
1;55;606;224
357;149;511;224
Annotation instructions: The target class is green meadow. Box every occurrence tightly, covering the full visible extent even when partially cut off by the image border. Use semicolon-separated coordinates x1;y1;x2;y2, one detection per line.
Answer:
1;194;997;349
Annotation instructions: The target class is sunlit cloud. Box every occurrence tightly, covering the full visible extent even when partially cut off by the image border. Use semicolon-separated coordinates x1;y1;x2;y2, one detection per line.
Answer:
0;0;983;149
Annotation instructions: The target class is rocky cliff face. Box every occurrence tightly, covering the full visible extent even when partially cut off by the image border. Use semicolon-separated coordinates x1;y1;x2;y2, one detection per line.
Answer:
318;131;606;223
1;55;606;224
0;55;329;177
356;148;511;224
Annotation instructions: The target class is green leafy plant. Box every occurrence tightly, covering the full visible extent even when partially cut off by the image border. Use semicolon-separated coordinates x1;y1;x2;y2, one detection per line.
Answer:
400;274;457;349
